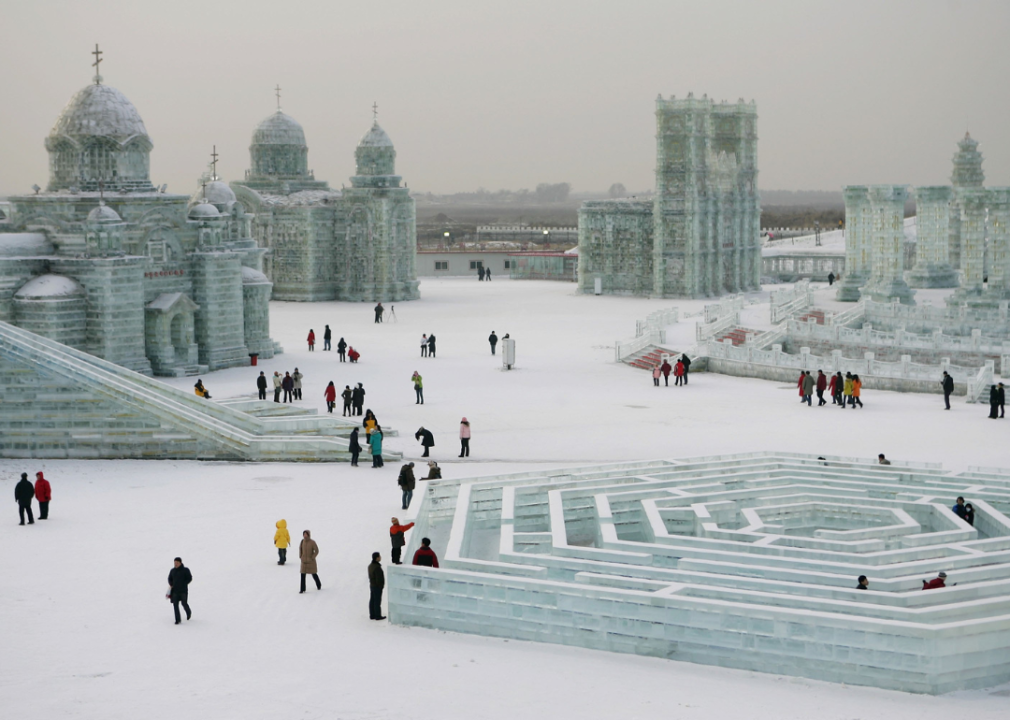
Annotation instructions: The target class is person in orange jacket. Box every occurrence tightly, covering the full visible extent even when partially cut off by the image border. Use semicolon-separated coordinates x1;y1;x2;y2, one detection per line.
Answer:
389;517;415;565
851;374;863;408
34;471;51;520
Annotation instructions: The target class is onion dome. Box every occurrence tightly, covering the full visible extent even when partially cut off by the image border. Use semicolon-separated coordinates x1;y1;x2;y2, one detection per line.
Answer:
188;202;221;220
249;111;310;178
14;274;85;300
353;122;397;180
252;111;307;146
189;180;237;209
86;203;122;224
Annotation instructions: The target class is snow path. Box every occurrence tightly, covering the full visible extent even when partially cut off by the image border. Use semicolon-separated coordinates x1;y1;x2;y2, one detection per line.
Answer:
2;278;1008;719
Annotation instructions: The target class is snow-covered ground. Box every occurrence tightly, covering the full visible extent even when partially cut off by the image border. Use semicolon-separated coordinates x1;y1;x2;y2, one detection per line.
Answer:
3;278;1008;719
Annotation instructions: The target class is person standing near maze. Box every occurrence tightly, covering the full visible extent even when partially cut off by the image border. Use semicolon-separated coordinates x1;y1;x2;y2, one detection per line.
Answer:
952;496;968;520
323;325;332;351
922;571;947;590
940;371;954;410
412;537;439;568
34;472;51;520
420;333;428;357
292;368;303;401
337;337;347;362
15;472;35;525
680;354;691;384
352;384;365;415
856;575;869;590
272;371;282;403
256;371;268;401
167;557;192;624
282;372;294;403
997;382;1005;418
458;417;471;458
324;381;336;413
348;426;362;467
369;427;384;468
674;357;686;386
964;503;975;526
374;302;384;323
389;517;414;565
988;384;1000;419
368;552;385;620
415;426;435;457
341;385;353;416
398;462;416;510
299;530;321;593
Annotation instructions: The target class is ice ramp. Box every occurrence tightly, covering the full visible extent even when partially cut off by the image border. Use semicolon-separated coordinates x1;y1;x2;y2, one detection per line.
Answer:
0;321;400;463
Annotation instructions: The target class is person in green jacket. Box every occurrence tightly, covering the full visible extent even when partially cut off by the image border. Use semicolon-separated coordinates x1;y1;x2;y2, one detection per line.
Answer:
369;427;384;468
412;371;423;404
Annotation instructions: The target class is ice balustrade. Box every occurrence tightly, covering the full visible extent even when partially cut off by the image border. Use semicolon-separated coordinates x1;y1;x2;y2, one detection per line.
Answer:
615;306;678;362
788;319;1010;357
702;294;744;323
770;279;813;323
390;453;1010;694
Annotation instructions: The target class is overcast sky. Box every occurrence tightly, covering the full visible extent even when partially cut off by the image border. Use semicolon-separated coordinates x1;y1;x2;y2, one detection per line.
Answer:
1;0;1007;196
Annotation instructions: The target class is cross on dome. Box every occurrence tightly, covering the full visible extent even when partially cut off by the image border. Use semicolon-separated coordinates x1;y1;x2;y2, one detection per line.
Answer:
275;84;282;111
210;145;219;181
92;43;103;85
372;102;378;121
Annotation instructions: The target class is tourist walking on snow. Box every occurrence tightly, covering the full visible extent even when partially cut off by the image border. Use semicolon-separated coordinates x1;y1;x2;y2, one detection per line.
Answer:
660;358;672;386
412;371;424;404
292;368;303;400
389;518;414;565
941;371;954;410
829;371;841;405
341;385;353;416
842;372;853;408
674;358;686;386
34;472;51;520
415;426;435;457
652;363;661;387
368;552;385;620
489;331;498;355
816;370;827;406
797;371;805;401
478;266;485;281
257;371;268;400
398;462;416;510
998;382;1006;418
307;329;315;351
274;519;290;565
427;334;436;358
282;372;294;403
349;426;362;467
323;325;332;351
420;334;428;357
801;371;815;407
337;337;347;362
485;267;492;281
299;530;321;593
412;537;439;567
352;383;365;415
989;385;1000;419
324;381;337;413
167;557;192;624
680;354;691;384
459;417;471;458
374;303;384;323
15;472;34;525
273;371;282;403
369;426;384;468
851;375;863;408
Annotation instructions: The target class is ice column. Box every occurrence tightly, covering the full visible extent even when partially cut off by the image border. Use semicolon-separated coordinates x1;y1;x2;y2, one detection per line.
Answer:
985;188;1010;297
957;188;987;295
836;186;871;301
865;184;915;305
907;186;957;288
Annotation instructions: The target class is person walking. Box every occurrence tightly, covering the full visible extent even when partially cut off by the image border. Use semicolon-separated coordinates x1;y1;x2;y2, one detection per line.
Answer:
167;557;192;624
398;462;416;510
941;371;954;410
299;530;321;593
828;271;835;286
292;368;303;400
680;354;691;385
427;334;436;358
816;370;827;406
420;334;428;358
412;537;440;567
829;371;841;405
797;371;805;402
256;371;268;400
34;472;51;520
851;374;863;408
660;358;672;387
489;331;498;355
369;427;384;468
459;417;471;458
307;329;315;351
374;302;384;323
485;267;492;281
273;371;282;403
412;371;424;404
349;426;362;467
341;385;353;416
337;337;347;362
368;552;385;620
842;372;853;408
478;266;485;281
274;519;290;565
989;384;1000;419
998;382;1006;418
15;472;34;525
674;358;686;386
282;372;294;403
389;518;414;565
324;381;337;413
352;383;365;415
323;325;332;351
415;426;434;457
801;371;815;407
652;363;661;387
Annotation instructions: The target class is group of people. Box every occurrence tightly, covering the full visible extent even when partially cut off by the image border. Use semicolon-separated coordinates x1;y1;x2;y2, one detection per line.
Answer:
374;303;396;323
270;522;324;593
419;333;437;357
797;370;863;408
306;328;356;361
322;382;366;416
395;460;442;510
988;383;1006;419
369;536;439;620
14;471;51;524
477;266;492;281
652;355;691;387
257;369;305;403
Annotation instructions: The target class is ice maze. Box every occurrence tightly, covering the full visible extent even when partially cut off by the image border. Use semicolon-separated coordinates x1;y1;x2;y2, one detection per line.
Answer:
389;453;1010;694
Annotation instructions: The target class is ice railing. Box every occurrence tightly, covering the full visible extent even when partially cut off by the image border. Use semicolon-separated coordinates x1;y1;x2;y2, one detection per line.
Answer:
635;306;680;337
862;298;1010;333
390;452;1010;693
770;279;813;323
615;306;679;362
788;319;1010;356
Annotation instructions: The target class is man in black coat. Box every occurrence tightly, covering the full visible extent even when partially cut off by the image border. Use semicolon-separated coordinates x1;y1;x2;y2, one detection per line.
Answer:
167;557;192;625
337;337;347;362
998;382;1006;419
941;371;954;410
427;334;436;358
348;427;362;467
351;383;365;416
374;303;383;323
415;426;435;457
680;354;692;385
368;552;385;620
323;325;332;351
488;331;498;355
15;472;34;525
989;385;1000;419
256;371;268;401
398;462;416;510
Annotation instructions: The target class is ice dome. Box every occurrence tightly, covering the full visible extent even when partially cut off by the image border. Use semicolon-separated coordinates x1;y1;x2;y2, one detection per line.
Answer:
14;274;85;299
251;111;307;147
48;84;150;142
0;233;55;257
87;204;122;224
188;202;221;220
190;181;236;208
357;122;394;148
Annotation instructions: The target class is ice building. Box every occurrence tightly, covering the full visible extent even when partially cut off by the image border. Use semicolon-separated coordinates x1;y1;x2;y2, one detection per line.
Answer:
578;94;761;298
0;56;277;376
231;101;420;302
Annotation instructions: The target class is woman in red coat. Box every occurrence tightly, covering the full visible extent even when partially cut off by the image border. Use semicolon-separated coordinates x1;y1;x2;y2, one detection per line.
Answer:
323;381;337;414
674;360;686;386
34;471;51;520
307;329;316;351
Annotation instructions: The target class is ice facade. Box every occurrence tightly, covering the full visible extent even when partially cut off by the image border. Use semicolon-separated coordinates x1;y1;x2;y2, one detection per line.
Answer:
0;78;277;376
390;452;1010;694
231;112;419;302
578;94;761;298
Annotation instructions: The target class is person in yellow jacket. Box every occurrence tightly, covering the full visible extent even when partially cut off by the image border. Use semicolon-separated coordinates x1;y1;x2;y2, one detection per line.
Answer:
842;373;854;409
851;374;863;408
194;379;211;399
274;519;290;565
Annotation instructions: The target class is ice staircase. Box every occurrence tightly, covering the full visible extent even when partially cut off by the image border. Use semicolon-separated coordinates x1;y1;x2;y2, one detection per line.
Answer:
0;321;401;462
623;346;669;370
796;309;825;325
713;327;757;346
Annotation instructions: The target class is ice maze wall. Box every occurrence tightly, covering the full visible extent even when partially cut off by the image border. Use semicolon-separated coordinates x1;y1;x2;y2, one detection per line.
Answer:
389;453;1010;694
